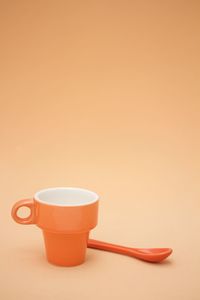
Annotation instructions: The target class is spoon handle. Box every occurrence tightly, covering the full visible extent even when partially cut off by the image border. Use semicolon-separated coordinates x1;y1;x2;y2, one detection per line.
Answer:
87;239;172;262
88;239;136;256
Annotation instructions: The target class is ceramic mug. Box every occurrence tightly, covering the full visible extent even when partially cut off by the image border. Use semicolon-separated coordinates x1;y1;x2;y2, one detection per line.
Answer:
11;187;99;266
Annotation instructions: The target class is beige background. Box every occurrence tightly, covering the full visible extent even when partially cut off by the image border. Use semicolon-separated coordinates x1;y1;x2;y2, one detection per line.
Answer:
0;0;200;299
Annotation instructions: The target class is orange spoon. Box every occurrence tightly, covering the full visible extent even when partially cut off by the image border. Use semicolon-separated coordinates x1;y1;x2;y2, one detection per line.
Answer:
88;239;173;263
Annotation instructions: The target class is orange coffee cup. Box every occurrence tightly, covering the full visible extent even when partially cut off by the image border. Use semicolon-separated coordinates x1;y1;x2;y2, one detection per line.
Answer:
11;187;99;266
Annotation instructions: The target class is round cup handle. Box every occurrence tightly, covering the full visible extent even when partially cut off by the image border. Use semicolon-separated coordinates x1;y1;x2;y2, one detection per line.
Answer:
11;199;35;224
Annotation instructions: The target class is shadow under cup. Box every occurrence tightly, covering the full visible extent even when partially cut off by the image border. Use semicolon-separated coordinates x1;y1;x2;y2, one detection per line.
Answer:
11;187;99;266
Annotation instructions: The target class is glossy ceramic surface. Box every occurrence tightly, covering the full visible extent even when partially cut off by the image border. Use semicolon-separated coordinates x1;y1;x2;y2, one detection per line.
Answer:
11;187;99;266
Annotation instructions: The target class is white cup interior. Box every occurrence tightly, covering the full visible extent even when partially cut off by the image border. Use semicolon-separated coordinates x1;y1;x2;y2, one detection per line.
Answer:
34;187;99;206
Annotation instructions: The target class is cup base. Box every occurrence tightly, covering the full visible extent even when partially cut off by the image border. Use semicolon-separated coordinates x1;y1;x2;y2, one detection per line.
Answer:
42;230;89;266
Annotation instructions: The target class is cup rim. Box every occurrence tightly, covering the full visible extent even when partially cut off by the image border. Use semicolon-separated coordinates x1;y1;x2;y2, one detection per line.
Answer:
34;187;99;207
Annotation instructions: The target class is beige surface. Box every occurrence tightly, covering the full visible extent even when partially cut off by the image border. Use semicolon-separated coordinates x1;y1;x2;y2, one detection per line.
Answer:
0;0;200;299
